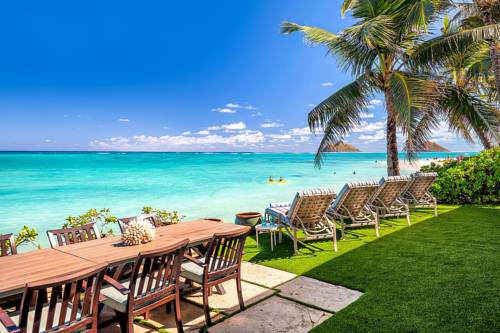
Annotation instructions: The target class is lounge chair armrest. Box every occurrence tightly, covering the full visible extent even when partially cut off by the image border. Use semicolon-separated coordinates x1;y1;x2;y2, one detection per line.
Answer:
103;275;130;295
0;308;19;333
184;254;204;266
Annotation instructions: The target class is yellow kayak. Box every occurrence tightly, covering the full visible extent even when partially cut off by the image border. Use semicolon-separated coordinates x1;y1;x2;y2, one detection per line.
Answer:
267;180;288;184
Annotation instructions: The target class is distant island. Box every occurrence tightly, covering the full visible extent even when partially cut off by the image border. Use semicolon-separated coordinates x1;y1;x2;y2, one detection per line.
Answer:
324;141;360;152
420;141;450;152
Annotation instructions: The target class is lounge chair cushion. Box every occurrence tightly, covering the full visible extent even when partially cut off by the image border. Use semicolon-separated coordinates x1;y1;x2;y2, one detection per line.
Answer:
269;202;292;208
0;303;81;333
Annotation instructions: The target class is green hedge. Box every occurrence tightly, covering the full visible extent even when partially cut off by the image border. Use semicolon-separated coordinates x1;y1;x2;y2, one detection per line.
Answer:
420;148;500;204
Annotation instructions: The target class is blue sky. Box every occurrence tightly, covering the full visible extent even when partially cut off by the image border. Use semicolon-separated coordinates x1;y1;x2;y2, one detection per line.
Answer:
0;0;480;152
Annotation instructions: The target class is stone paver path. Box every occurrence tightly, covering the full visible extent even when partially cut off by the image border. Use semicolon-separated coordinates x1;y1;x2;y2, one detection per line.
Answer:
184;280;275;315
101;262;362;332
279;276;363;312
208;296;332;333
240;261;297;289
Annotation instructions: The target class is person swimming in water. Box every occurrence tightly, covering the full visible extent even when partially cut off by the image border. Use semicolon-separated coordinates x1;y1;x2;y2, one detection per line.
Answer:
353;171;356;175
279;177;284;182
268;176;274;182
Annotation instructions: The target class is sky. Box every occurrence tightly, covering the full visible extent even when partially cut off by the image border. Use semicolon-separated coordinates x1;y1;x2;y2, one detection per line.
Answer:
0;0;481;152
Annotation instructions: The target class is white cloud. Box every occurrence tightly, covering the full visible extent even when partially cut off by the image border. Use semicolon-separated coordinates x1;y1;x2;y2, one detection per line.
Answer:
289;127;312;136
352;121;385;133
360;112;374;118
222;122;246;130
251;111;263;117
431;122;457;143
225;103;257;110
212;108;236;114
196;130;210;135
359;130;385;142
45;139;55;143
162;126;169;130
308;103;316;107
118;118;130;122
366;99;383;109
261;122;284;128
321;82;333;87
268;134;292;141
182;131;191;135
90;130;265;151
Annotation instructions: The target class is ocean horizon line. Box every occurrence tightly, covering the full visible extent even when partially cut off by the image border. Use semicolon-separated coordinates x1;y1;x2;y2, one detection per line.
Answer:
0;150;478;154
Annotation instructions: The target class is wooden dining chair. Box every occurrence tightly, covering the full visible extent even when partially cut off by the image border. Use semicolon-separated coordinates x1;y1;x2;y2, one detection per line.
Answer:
181;228;250;326
99;239;189;333
46;223;101;248
0;234;17;257
0;264;107;333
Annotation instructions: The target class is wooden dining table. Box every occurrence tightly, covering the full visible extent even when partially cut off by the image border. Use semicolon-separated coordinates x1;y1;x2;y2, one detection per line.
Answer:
0;219;248;298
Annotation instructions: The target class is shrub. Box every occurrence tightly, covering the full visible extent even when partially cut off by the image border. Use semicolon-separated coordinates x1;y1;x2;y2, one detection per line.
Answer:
420;148;500;204
65;208;118;236
141;207;185;225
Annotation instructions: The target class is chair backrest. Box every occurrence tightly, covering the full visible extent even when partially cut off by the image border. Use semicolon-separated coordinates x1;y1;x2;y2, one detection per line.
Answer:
46;223;100;248
118;214;158;233
18;264;107;333
332;181;379;217
404;172;438;200
128;239;189;311
287;188;336;227
0;233;17;257
371;176;411;206
204;228;250;280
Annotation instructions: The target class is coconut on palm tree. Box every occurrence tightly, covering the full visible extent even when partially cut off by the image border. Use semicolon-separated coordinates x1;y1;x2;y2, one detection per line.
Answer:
282;0;500;175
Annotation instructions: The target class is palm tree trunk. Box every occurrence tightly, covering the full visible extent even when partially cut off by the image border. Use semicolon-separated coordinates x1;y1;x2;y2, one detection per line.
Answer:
475;0;500;105
384;91;400;176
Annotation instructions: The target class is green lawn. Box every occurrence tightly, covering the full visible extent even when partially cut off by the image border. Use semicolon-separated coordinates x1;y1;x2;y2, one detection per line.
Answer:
243;205;500;332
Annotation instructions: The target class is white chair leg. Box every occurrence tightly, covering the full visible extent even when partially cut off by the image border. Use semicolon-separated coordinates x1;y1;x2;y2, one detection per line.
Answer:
293;229;298;255
375;214;380;237
256;230;259;248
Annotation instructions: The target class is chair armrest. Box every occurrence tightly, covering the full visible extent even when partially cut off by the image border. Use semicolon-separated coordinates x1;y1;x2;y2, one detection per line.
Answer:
184;254;204;266
0;308;19;333
103;275;130;295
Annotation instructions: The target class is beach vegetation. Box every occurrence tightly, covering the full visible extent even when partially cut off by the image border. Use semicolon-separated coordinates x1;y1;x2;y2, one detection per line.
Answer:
12;225;40;249
65;208;118;236
141;206;185;225
282;0;500;175
420;147;499;203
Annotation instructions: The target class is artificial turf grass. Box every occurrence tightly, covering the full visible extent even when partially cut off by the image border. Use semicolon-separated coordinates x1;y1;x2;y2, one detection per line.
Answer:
243;205;500;332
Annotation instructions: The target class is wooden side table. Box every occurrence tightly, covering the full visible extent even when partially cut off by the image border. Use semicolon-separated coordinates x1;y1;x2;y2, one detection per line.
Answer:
255;224;279;251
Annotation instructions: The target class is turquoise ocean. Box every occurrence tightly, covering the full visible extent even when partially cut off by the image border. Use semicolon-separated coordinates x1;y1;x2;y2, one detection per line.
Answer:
0;151;471;247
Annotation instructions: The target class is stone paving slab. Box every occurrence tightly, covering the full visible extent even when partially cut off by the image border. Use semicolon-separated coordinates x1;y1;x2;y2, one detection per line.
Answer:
278;276;363;312
208;296;332;333
184;280;275;315
143;300;224;332
241;261;297;289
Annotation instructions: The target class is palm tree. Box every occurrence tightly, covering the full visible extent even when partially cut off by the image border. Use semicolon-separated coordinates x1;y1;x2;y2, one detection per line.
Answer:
282;0;447;175
422;16;500;149
411;1;500;105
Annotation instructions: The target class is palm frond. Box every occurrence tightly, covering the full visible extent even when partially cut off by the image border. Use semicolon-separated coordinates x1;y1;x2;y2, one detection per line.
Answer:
403;109;440;160
439;86;500;145
409;23;500;68
308;74;376;166
281;22;338;45
389;71;443;160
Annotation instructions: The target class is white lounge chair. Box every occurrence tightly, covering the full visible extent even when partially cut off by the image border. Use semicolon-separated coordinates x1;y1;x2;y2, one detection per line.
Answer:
400;172;438;216
265;188;337;254
370;176;412;226
328;181;380;238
